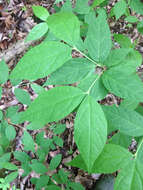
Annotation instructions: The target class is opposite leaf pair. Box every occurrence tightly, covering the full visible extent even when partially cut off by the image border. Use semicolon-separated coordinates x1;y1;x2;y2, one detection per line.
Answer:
68;141;143;190
7;6;143;190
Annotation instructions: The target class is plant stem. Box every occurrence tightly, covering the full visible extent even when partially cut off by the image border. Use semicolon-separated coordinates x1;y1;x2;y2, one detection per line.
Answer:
134;138;143;159
86;73;102;95
73;47;102;67
127;0;131;5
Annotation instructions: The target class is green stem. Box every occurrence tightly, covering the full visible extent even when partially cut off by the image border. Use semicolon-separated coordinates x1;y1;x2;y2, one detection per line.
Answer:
128;0;131;5
73;47;102;67
134;138;143;159
86;73;102;95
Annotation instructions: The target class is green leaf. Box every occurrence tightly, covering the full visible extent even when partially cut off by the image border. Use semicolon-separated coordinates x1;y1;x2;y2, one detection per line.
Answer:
36;132;46;145
74;95;107;172
108;132;132;148
20;86;85;126
52;174;63;184
137;21;143;35
130;0;143;15
103;48;131;67
74;0;90;14
31;83;45;94
61;0;72;12
69;182;85;190
84;10;96;24
120;100;139;110
21;163;31;177
45;58;95;85
125;16;139;23
92;144;132;173
135;105;143;116
55;0;63;3
46;185;61;190
47;12;80;45
14;88;31;105
53;124;66;135
44;31;59;42
114;34;132;48
10;41;72;81
36;175;49;189
113;0;127;20
53;136;63;147
5;125;16;141
14;151;31;163
67;154;87;171
102;105;143;136
30;162;47;174
0;87;2;100
0;153;11;162
68;144;132;174
6;106;20;124
0;178;5;184
115;49;142;71
22;131;35;152
0;60;9;84
26;122;44;130
30;178;38;185
0;132;10;149
0;146;3;156
49;154;62;170
124;49;141;68
102;72;143;101
5;171;18;183
32;6;49;21
10;79;22;86
124;49;142;70
136;139;143;162
78;74;108;101
113;139;143;189
25;22;48;42
80;23;88;38
6;105;18;117
0;179;10;189
0;110;3;120
85;11;111;63
58;168;69;184
91;0;106;8
0;153;11;169
114;160;142;190
3;162;18;170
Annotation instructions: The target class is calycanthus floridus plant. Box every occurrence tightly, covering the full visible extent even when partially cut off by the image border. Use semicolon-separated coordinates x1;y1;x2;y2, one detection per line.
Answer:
3;0;143;189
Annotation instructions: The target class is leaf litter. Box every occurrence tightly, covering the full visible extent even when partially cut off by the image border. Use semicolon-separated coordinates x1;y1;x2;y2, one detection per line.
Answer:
0;0;143;189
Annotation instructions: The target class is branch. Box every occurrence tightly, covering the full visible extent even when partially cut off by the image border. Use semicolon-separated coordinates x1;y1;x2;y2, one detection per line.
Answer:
0;99;18;110
0;38;35;63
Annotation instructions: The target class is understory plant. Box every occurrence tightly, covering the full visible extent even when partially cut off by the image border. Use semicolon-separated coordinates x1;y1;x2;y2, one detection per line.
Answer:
1;0;143;189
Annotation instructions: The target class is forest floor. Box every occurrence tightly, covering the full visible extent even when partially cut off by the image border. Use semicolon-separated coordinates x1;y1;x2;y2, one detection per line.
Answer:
0;0;143;189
